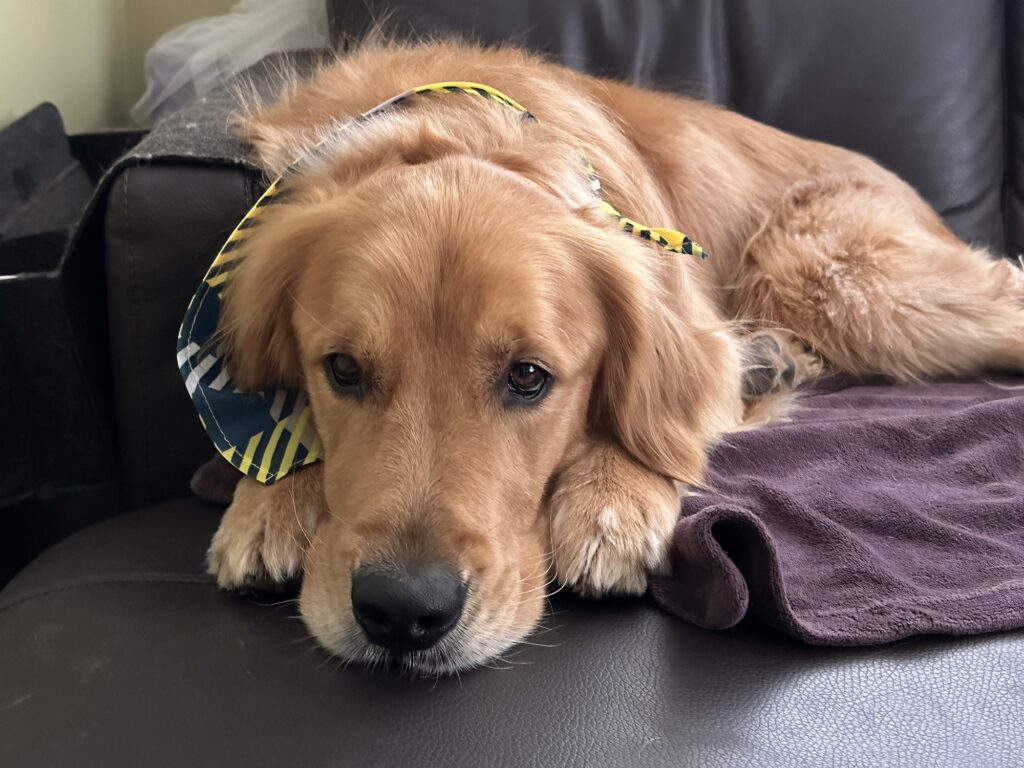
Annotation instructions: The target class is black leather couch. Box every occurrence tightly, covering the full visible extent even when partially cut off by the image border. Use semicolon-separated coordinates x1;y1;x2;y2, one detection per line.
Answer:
3;2;1023;765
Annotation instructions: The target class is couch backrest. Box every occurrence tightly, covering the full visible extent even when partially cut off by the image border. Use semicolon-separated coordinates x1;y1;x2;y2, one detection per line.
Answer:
332;0;1012;253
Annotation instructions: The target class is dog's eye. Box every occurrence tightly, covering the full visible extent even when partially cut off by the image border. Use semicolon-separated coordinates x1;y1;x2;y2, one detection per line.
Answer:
325;353;363;392
507;361;550;400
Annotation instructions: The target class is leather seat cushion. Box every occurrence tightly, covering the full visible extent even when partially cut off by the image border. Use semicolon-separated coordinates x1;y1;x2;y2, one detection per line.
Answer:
2;499;1022;766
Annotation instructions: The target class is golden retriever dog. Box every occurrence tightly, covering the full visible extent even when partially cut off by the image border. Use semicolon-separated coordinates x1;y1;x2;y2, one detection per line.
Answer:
205;39;1024;673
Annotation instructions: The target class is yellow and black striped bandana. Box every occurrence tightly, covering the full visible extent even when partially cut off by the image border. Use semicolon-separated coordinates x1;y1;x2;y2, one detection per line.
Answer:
177;81;710;485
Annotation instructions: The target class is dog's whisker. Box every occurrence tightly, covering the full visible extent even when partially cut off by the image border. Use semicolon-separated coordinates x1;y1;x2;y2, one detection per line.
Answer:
288;476;316;549
255;596;302;608
516;636;565;649
277;635;317;648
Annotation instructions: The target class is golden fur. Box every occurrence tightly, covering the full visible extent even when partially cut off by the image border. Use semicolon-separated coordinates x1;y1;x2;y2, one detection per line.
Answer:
207;40;1024;673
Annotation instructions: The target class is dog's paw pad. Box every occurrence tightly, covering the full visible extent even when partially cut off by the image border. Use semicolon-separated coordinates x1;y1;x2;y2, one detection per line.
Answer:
743;333;794;397
743;330;823;398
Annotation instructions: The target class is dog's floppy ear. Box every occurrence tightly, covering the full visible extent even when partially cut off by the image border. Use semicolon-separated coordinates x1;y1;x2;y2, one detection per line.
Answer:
217;201;329;391
581;231;744;485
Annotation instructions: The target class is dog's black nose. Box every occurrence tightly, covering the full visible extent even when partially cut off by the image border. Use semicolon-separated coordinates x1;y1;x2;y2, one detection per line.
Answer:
351;564;467;652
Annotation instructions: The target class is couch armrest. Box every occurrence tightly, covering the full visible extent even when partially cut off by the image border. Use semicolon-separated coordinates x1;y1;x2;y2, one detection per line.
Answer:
104;164;257;508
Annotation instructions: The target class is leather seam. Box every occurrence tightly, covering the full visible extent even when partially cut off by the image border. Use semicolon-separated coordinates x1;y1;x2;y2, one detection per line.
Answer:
120;170;153;504
0;574;216;615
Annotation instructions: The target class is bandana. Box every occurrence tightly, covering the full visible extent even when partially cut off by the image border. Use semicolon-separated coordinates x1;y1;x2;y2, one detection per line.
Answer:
177;82;710;485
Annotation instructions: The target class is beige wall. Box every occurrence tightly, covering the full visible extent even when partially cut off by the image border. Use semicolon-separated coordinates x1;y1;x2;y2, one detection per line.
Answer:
122;0;235;126
0;0;234;133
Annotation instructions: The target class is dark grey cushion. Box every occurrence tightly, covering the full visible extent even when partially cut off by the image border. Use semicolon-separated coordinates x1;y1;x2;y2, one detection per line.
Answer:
331;0;1008;252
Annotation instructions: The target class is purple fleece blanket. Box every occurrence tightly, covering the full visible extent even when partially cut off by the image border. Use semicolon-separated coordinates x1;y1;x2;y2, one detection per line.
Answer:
193;377;1024;645
650;376;1024;645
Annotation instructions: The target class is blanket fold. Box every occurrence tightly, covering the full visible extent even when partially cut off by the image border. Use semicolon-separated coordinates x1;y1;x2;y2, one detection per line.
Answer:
651;376;1024;644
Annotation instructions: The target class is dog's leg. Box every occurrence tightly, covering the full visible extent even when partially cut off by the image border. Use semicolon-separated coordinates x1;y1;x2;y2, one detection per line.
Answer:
207;463;327;591
548;440;681;597
733;176;1024;378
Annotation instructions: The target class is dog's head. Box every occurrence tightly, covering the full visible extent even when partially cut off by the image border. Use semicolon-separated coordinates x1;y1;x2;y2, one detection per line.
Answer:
219;97;739;672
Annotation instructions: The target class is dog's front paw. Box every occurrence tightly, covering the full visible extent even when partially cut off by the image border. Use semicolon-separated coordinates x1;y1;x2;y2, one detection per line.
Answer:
549;444;681;597
207;469;324;591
